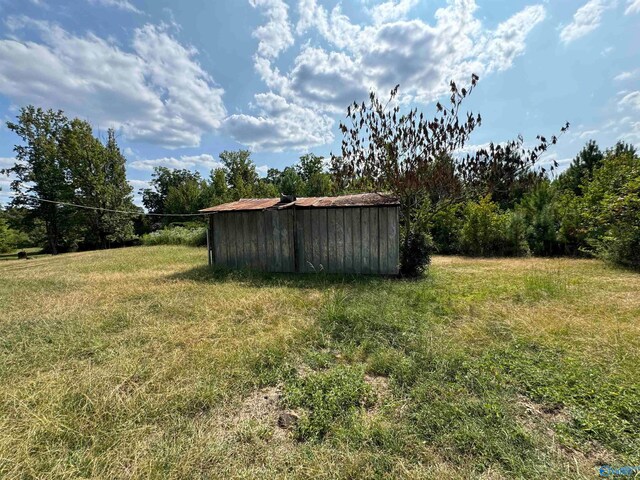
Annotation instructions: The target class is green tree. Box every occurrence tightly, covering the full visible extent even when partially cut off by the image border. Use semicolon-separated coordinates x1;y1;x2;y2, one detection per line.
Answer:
517;181;559;256
459;196;508;257
62;123;136;248
580;148;640;267
332;76;566;274
219;150;258;199
0;216;28;253
142;167;204;218
556;140;604;196
279;167;304;196
296;153;333;196
3;106;74;254
165;177;208;216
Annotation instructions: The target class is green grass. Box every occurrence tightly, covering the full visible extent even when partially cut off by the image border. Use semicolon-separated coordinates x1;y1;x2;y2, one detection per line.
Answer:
1;247;639;479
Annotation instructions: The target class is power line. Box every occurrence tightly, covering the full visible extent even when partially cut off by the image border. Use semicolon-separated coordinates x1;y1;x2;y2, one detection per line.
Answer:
4;193;204;217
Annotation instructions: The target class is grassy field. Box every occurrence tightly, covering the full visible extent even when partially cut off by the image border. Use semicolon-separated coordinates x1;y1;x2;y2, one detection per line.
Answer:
0;246;638;479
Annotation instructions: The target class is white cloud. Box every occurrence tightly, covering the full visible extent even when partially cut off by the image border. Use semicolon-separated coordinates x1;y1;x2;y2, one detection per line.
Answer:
0;18;226;148
626;0;640;14
0;157;16;167
224;92;334;151
613;69;639;83
579;129;600;139
618;91;640;111
249;0;294;58
87;0;142;14
614;71;634;81
233;0;547;151
559;0;610;44
129;154;223;171
368;0;420;24
622;121;640;142
128;179;150;189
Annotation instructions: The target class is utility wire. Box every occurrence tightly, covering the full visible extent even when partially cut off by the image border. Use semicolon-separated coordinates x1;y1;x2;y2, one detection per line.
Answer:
4;192;205;217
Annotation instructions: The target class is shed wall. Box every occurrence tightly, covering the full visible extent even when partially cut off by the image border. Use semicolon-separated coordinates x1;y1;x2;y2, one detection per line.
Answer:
211;209;295;272
209;206;399;275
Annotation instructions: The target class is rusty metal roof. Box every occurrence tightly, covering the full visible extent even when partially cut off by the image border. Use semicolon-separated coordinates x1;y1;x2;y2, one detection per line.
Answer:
199;193;398;213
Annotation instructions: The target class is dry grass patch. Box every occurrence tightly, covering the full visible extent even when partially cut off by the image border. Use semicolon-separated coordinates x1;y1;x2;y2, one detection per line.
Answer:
1;248;638;479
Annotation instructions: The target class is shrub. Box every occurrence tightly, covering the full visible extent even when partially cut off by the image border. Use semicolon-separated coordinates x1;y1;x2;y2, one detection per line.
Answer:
0;218;29;253
400;229;434;277
141;226;206;247
429;203;463;254
581;150;640;268
459;196;508;256
504;211;530;257
517;182;560;256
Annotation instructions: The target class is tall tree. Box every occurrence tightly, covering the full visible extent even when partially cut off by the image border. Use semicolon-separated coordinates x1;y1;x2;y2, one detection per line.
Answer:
332;75;567;275
556;140;604;196
296;153;333;196
3;107;73;254
62;124;136;248
219;150;258;199
142;167;204;217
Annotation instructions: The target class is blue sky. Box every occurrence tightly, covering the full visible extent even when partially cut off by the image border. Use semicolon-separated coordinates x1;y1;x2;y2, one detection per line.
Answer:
0;0;638;205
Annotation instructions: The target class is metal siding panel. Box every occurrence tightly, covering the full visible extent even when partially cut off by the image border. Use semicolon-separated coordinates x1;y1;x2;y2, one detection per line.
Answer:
335;208;345;273
361;207;370;273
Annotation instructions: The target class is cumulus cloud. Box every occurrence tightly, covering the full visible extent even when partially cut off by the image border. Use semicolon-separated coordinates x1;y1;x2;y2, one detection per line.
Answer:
0;18;226;148
614;71;635;81
559;0;610;44
618;91;640;111
0;157;16;167
233;0;547;151
129;154;223;171
626;0;640;14
224;92;334;151
579;129;600;139
368;0;420;24
249;0;294;58
87;0;142;14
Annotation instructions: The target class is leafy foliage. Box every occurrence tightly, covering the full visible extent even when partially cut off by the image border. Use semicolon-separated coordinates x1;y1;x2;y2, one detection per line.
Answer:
141;226;207;247
332;75;567;275
580;147;640;267
3;107;136;252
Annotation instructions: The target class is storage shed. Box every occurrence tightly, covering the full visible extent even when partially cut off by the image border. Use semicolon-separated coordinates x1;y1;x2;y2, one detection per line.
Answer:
199;193;400;275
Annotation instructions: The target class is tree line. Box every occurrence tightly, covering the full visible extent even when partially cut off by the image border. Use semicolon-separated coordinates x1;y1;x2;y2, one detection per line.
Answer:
2;76;639;272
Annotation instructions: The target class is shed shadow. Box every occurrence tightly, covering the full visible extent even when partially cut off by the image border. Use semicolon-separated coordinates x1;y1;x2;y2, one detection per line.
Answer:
167;264;395;289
